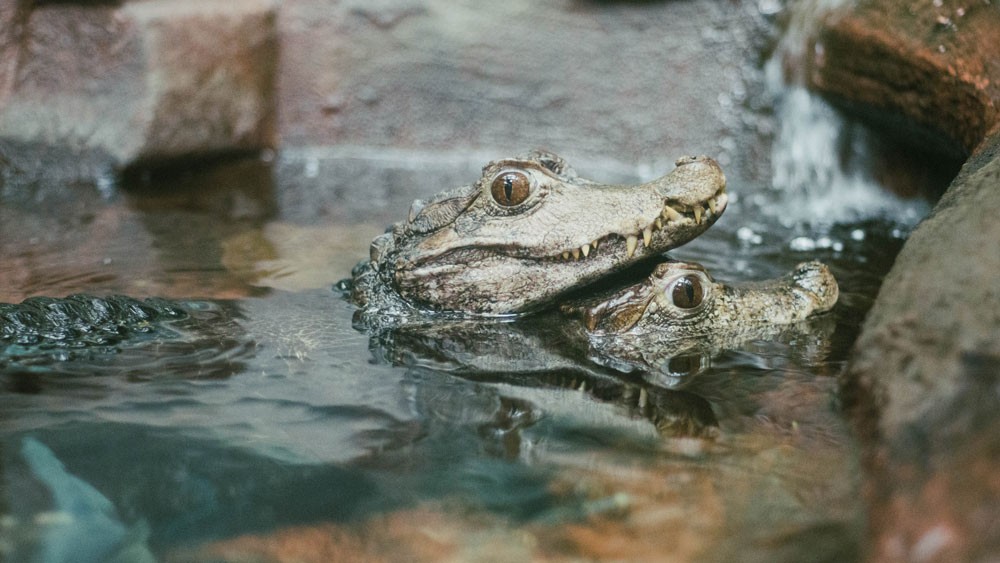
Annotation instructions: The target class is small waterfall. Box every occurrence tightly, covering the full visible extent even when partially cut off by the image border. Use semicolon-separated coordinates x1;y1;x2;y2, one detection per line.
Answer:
761;0;929;228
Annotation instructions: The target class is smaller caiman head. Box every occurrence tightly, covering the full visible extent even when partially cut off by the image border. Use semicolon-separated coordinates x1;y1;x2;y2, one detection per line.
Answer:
564;260;839;337
353;150;728;315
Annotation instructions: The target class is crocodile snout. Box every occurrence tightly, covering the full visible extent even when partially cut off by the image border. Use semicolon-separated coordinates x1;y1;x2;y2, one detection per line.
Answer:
791;261;839;315
655;155;727;207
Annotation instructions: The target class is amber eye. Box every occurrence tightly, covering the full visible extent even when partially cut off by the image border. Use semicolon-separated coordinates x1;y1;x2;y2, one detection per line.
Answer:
670;275;704;309
490;171;531;206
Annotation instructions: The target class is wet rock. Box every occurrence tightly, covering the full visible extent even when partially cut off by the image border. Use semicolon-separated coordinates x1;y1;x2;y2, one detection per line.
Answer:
813;2;1000;560
0;0;277;172
843;142;1000;563
809;0;1000;158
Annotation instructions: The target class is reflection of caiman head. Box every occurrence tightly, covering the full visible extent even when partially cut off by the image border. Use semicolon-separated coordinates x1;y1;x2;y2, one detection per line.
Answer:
561;259;839;373
351;150;728;315
370;316;720;439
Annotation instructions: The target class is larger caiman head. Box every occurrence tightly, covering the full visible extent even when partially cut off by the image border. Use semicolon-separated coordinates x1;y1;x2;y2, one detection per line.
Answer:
351;150;728;315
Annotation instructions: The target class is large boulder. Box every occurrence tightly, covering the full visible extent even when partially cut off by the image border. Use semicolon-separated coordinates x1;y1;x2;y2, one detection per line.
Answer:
0;0;277;171
809;1;1000;561
810;0;999;158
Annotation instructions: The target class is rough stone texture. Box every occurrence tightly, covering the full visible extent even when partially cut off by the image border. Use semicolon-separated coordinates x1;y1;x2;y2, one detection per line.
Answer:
843;142;1000;563
812;1;1000;561
0;0;277;169
276;0;774;178
810;0;1000;158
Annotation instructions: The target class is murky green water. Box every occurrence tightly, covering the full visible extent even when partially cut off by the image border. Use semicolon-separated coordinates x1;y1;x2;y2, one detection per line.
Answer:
0;143;925;561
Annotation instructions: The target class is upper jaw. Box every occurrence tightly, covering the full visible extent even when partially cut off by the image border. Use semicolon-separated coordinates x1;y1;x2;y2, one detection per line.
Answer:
411;155;728;267
529;155;727;264
387;154;728;314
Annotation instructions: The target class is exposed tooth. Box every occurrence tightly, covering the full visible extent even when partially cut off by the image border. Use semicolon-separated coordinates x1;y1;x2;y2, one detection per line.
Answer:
562;251;570;260
655;218;663;230
693;206;703;224
708;197;717;214
578;381;587;392
638;388;648;409
643;227;652;247
572;248;580;260
626;235;638;258
591;240;599;250
581;244;590;257
662;205;681;222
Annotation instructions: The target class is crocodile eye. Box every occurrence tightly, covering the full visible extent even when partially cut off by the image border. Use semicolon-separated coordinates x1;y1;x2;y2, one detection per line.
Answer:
670;275;703;309
490;171;531;206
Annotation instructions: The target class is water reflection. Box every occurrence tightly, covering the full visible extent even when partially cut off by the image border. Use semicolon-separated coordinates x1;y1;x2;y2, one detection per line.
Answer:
0;135;919;562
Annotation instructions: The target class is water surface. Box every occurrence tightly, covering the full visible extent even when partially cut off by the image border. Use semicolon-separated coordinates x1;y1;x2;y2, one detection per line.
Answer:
0;136;924;561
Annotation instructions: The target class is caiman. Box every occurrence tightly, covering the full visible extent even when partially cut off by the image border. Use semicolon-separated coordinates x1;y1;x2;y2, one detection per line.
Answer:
1;151;838;391
562;259;839;374
349;150;728;316
371;258;839;436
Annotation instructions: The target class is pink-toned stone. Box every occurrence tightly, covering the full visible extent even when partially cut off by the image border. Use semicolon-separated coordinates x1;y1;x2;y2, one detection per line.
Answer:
0;0;277;168
809;0;1000;157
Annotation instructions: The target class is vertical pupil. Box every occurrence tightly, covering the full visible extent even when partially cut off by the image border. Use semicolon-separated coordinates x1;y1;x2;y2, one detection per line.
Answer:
671;275;703;309
504;177;514;202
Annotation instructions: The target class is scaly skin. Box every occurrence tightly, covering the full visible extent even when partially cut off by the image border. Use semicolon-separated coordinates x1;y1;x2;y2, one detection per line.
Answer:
369;259;838;435
562;260;839;371
0;295;186;347
350;150;728;316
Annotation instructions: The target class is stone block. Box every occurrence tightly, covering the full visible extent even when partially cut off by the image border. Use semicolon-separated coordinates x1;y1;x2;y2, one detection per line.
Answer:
0;0;277;169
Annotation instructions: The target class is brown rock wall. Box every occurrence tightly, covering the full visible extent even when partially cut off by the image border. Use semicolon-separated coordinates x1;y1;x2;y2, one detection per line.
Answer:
811;0;1000;156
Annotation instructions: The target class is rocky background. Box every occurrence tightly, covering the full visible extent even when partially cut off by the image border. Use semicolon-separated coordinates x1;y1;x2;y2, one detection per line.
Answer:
0;0;775;193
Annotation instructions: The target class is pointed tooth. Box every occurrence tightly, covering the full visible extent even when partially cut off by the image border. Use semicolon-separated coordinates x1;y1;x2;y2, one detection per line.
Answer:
693;206;703;224
592;240;599;250
579;381;587;392
662;205;681;222
581;244;590;258
562;251;570;260
643;227;652;247
655;218;663;230
572;248;580;260
638;388;649;409
626;235;638;258
708;197;717;214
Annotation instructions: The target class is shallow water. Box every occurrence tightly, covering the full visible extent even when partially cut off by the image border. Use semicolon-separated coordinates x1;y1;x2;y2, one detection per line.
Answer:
0;133;930;562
